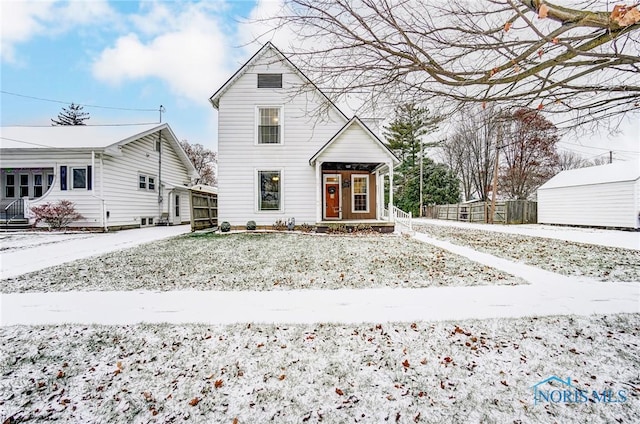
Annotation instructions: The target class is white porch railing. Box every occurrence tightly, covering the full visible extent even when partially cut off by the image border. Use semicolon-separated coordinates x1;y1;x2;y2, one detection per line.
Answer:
392;206;412;231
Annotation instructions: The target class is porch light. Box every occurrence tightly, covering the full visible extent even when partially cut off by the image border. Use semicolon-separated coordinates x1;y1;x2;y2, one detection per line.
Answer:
272;176;280;182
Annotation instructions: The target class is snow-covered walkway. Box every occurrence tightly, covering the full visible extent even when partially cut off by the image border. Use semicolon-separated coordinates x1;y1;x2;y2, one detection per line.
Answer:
0;225;192;280
412;218;640;250
2;226;638;326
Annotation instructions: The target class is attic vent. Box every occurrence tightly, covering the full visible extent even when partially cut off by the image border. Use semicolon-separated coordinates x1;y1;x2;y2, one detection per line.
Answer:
257;74;282;88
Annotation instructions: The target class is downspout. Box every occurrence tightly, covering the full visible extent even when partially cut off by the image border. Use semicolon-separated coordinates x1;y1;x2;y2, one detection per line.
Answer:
158;130;163;219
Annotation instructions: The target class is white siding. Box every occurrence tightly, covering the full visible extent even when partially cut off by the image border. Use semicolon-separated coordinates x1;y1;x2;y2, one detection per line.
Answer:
102;133;192;228
319;124;392;164
1;149;103;227
538;179;640;229
217;48;347;226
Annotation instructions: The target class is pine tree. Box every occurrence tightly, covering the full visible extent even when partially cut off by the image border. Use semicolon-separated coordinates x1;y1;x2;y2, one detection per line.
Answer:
51;103;90;126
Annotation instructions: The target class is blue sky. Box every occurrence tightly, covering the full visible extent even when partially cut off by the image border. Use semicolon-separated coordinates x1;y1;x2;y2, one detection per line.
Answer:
1;0;269;151
1;0;638;163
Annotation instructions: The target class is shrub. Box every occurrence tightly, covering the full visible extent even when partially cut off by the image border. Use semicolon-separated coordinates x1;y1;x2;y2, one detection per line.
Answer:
30;200;84;231
246;220;257;231
220;221;231;232
326;223;348;234
272;219;287;231
299;223;314;233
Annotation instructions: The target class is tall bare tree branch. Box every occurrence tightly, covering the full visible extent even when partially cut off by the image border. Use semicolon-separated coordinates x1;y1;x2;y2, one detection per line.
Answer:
259;0;640;128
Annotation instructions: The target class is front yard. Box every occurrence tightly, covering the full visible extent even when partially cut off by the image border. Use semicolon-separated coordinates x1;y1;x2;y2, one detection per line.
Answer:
2;227;638;423
2;233;524;293
1;315;638;423
413;223;640;282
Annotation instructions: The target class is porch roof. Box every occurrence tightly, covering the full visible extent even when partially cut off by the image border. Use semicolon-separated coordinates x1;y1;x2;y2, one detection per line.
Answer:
309;116;400;167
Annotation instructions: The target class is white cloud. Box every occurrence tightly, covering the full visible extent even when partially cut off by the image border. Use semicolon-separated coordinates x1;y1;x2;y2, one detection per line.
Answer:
0;0;115;63
91;2;231;104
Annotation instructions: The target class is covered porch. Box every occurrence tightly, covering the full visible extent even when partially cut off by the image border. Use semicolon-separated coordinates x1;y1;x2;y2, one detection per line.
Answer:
308;117;400;231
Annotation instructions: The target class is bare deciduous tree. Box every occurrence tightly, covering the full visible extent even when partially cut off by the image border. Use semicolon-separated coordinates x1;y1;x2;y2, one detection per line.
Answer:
263;0;640;128
442;105;502;201
556;150;588;170
180;141;217;186
500;108;560;199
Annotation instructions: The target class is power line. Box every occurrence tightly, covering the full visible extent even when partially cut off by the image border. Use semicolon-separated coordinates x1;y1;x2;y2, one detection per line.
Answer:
5;122;160;127
0;136;56;148
557;140;640;154
0;90;158;112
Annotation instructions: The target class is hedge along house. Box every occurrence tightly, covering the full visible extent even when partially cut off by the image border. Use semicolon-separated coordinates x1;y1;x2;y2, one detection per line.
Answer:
537;161;640;230
209;42;400;231
0;123;198;230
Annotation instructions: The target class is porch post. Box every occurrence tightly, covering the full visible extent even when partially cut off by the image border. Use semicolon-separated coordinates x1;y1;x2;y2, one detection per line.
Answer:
375;169;381;220
315;161;322;223
387;162;394;222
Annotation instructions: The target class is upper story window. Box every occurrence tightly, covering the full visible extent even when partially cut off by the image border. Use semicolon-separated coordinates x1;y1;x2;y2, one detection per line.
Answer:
257;73;282;88
257;107;282;144
139;174;156;191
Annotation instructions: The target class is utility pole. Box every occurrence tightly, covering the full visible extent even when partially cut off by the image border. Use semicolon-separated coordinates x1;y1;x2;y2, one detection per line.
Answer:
489;122;502;224
419;137;424;217
609;151;613;164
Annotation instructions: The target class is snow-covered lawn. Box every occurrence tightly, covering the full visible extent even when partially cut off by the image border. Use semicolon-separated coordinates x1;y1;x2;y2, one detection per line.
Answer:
413;223;640;282
0;232;95;253
1;314;638;423
2;233;524;293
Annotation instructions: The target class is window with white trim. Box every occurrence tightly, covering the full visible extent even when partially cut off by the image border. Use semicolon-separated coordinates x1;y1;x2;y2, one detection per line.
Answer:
34;174;43;197
71;168;87;190
352;174;369;213
5;174;15;198
258;170;281;211
138;174;156;191
257;107;282;144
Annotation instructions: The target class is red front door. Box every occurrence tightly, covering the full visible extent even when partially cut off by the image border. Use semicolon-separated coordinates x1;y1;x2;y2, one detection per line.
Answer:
325;182;340;218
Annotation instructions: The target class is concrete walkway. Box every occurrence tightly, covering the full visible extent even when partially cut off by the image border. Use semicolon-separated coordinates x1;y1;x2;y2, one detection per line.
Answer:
0;225;192;280
1;228;637;326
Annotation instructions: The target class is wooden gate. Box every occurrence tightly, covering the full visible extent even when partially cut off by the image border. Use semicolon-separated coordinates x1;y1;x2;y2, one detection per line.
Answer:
189;186;218;231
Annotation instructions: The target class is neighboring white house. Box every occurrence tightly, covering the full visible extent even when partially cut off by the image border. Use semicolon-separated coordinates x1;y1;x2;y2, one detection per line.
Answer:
209;42;399;229
537;161;640;230
0;123;198;230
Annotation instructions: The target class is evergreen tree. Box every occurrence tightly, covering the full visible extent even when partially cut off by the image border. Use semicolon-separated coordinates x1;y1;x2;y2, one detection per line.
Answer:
394;157;460;216
51;103;90;126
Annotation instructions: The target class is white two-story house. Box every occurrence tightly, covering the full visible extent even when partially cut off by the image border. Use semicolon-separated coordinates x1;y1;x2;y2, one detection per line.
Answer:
209;42;399;231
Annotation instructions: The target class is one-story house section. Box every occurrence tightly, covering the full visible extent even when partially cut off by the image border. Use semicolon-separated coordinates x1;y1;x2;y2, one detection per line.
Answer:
0;123;198;230
537;161;640;230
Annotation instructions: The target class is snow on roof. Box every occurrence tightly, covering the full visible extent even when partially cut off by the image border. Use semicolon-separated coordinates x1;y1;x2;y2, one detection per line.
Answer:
538;161;640;190
0;124;163;150
190;184;218;194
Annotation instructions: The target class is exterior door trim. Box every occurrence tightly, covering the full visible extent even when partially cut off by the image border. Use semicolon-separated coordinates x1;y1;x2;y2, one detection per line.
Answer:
323;173;342;220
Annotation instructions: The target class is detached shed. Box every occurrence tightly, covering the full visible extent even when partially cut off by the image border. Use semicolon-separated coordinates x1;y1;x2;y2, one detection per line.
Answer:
537;162;640;230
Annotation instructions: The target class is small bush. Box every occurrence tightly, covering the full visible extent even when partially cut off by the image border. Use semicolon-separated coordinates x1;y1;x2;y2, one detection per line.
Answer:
272;219;287;231
326;223;348;234
220;221;231;232
246;220;257;231
30;200;84;231
299;223;314;233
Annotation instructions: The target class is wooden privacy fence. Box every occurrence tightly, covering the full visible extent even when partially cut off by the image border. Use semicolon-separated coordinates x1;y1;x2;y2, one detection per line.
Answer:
189;188;218;231
424;200;537;224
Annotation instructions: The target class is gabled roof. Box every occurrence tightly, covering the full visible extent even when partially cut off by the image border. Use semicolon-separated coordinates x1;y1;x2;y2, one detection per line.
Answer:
538;161;640;190
209;42;348;121
309;116;400;166
0;123;198;178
